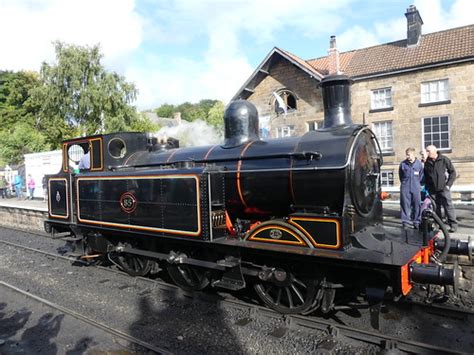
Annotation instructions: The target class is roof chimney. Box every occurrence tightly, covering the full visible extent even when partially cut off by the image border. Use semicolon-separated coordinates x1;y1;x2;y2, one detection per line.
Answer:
328;35;340;75
173;111;182;125
405;5;423;47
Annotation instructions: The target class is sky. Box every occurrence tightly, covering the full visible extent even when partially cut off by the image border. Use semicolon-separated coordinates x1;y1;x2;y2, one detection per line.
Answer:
0;0;472;110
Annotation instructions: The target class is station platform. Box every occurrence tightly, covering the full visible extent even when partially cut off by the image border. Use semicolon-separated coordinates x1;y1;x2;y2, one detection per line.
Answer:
0;197;47;212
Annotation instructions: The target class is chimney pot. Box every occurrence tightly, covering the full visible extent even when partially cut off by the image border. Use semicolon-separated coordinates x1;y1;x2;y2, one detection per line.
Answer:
328;36;340;75
405;5;423;47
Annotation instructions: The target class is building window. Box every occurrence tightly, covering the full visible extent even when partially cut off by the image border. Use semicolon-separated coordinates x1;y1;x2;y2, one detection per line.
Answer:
371;87;392;109
372;121;393;152
306;120;320;131
276;125;295;138
423;116;450;150
273;90;297;115
381;170;394;187
421;79;449;104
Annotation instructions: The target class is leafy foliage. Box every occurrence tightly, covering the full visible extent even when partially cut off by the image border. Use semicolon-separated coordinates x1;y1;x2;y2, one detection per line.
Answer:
31;42;140;138
0;122;50;165
154;99;225;131
206;101;225;134
0;42;156;165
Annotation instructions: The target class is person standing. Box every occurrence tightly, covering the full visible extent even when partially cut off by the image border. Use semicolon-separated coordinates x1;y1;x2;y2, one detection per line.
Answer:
13;174;23;200
424;145;458;232
399;147;424;229
27;174;35;200
420;148;428;164
42;176;48;202
0;175;6;199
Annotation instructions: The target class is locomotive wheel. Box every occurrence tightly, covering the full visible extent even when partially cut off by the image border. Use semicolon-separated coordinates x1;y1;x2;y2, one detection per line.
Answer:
254;272;319;314
166;264;210;292
115;254;152;277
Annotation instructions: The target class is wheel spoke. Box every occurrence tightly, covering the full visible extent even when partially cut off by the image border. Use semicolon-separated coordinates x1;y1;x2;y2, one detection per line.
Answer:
285;287;294;308
293;278;307;289
291;284;305;304
275;288;282;305
167;264;210;291
255;272;319;314
132;257;139;271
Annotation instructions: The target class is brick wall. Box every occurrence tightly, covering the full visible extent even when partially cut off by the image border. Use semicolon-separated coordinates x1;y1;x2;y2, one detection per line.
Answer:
247;59;474;187
247;58;324;136
352;63;474;185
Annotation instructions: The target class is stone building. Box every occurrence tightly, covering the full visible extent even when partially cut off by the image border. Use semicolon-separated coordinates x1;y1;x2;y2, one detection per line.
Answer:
232;6;474;194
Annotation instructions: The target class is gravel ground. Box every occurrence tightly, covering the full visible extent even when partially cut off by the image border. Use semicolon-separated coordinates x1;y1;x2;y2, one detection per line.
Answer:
0;227;473;353
0;284;144;354
0;228;381;354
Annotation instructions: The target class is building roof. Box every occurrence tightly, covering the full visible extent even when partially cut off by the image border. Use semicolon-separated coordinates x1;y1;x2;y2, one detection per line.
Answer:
307;25;474;79
233;24;474;100
232;47;324;101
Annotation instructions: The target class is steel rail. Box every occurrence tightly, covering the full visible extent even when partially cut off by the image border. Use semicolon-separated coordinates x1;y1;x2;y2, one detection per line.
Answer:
220;298;468;354
0;237;178;291
0;281;171;355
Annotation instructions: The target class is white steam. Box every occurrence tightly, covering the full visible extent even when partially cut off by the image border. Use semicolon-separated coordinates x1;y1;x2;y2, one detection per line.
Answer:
155;120;223;147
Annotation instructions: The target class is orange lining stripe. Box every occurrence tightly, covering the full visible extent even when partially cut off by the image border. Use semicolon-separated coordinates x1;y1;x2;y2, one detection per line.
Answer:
76;174;202;237
90;137;103;171
236;141;255;209
165;149;179;163
62;144;68;172
288;217;341;249
48;178;69;219
247;225;308;246
204;145;218;160
289;139;300;205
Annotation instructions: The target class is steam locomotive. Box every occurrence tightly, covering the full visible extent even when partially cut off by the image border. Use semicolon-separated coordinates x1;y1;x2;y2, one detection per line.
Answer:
44;74;470;315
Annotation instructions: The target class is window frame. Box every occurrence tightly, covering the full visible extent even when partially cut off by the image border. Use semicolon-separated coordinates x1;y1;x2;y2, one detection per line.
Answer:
380;170;394;187
273;89;298;115
421;115;451;151
306;120;320;132
372;120;394;153
370;87;393;110
276;125;295;138
420;79;449;104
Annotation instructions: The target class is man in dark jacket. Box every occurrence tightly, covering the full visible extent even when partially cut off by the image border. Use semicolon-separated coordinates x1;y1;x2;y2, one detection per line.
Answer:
399;147;424;229
424;145;458;232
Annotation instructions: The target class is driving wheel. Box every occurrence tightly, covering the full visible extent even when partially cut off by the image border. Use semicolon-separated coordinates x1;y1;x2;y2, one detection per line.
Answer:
255;269;320;314
166;263;210;292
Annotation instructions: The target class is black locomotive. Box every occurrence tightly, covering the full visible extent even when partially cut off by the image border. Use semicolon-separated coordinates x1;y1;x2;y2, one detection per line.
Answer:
44;74;468;314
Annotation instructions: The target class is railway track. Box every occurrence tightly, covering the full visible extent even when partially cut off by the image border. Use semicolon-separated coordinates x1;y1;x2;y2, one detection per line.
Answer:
0;232;471;354
0;281;171;354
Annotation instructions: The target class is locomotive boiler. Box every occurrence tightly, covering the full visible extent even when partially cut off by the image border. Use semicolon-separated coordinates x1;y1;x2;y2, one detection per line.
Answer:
44;74;467;315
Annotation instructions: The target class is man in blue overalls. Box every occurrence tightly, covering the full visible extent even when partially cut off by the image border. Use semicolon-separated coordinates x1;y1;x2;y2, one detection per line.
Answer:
399;147;424;229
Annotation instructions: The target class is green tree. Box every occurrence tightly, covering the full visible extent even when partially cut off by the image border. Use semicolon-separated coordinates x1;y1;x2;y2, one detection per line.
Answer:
31;41;139;141
155;103;175;118
0;71;41;129
206;101;225;134
129;112;160;132
0;122;50;165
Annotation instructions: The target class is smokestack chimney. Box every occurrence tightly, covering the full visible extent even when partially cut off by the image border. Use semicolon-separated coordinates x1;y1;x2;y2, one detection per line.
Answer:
223;100;260;148
173;111;182;125
320;75;354;129
405;5;423;47
328;35;340;75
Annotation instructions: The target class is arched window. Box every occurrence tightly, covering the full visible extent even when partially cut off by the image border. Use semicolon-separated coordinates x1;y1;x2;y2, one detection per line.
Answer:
273;89;297;115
